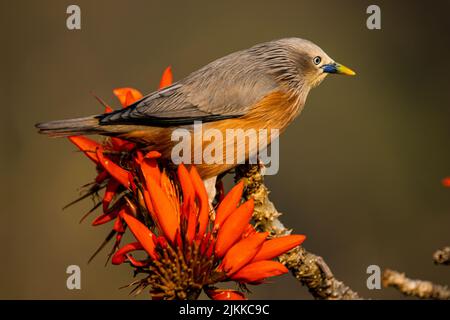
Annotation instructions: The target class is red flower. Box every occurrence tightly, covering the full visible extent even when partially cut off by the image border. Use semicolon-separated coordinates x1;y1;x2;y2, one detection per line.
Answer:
112;161;306;299
65;68;173;259
442;177;450;188
205;289;246;300
159;66;173;89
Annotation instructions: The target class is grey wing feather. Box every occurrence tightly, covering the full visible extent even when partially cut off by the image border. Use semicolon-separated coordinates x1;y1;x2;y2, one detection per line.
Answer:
100;84;218;126
100;49;278;127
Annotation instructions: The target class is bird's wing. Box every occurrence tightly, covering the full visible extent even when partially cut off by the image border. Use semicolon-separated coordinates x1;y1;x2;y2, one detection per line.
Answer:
99;84;227;126
100;51;278;127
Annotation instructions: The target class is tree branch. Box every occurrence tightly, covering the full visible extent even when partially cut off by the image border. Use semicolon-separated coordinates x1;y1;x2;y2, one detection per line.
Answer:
433;247;450;266
234;163;362;300
382;269;450;299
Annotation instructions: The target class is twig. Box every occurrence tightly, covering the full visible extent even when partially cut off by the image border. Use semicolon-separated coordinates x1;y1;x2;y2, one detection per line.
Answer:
433;247;450;266
234;163;361;300
382;269;450;299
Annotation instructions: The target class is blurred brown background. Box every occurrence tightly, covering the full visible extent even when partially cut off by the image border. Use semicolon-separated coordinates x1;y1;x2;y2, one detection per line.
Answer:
1;0;450;299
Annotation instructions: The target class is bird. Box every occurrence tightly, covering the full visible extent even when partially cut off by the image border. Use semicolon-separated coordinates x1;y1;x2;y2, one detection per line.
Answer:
36;37;355;180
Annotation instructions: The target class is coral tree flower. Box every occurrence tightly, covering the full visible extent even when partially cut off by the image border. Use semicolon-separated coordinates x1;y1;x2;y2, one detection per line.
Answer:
65;67;174;258
112;161;306;300
442;177;450;188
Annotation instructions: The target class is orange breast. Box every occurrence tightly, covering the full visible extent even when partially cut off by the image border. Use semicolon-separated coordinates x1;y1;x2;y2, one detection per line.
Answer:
194;90;302;177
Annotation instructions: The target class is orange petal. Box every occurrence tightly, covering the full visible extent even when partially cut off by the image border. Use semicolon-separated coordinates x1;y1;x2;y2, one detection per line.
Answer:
185;199;197;243
205;289;246;300
113;88;143;107
251;235;306;262
119;141;136;152
135;150;144;164
145;176;179;243
241;224;257;239
96;148;130;188
189;166;209;237
92;209;120;226
102;179;120;211
179;165;197;243
140;185;160;234
159;66;173;89
121;213;157;260
144;150;161;159
160;171;181;219
442;177;450;187
178;164;195;201
109;136;134;151
113;216;125;233
230;260;288;283
222;232;268;275
214;181;244;229
125;91;134;107
199;232;212;256
126;254;149;267
95;170;109;184
111;241;143;265
178;164;195;213
68;136;101;164
215;199;254;258
141;158;161;185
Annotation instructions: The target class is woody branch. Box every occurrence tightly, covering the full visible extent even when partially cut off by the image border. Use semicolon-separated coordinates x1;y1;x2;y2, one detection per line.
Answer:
382;269;450;299
433;247;450;266
381;246;450;299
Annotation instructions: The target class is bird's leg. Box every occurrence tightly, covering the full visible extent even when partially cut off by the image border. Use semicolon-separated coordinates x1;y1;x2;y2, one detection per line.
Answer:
202;176;217;218
203;176;217;204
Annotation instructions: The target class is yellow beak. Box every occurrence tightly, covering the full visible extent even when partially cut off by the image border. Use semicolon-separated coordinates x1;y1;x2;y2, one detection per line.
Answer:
322;62;356;76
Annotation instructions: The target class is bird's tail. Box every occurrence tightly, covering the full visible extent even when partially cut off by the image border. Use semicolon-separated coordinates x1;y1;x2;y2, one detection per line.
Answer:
35;115;105;137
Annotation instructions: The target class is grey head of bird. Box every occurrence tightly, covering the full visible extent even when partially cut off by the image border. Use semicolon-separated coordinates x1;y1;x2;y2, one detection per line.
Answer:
248;37;356;94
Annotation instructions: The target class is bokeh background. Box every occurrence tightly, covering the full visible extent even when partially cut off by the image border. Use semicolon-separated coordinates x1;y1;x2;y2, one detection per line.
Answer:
1;0;450;299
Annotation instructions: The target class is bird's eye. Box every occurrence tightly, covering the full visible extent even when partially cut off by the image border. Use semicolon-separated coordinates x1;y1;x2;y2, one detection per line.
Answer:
313;56;322;65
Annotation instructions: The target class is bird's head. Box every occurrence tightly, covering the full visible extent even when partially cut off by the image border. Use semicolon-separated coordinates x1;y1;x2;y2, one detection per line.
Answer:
253;38;355;92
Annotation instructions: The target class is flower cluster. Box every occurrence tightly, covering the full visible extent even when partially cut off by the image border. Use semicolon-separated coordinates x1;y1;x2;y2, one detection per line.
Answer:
66;67;173;255
111;161;305;299
443;177;450;188
66;68;306;300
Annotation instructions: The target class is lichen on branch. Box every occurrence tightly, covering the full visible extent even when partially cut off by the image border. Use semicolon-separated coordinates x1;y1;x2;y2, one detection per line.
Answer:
382;269;450;300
